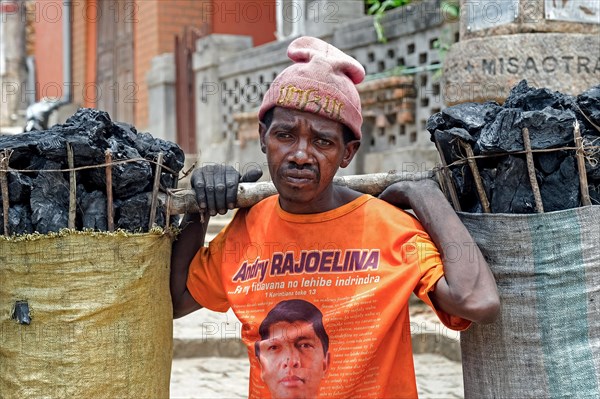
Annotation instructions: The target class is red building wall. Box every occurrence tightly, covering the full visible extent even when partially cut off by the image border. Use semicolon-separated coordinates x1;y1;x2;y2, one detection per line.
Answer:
32;0;64;100
32;0;277;128
211;0;276;46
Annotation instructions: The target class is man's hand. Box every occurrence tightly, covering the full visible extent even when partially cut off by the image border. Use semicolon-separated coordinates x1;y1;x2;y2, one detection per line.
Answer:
378;179;441;210
191;164;263;216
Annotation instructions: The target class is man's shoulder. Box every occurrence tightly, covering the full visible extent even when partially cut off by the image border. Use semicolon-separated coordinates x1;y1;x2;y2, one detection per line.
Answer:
247;195;279;214
364;196;416;218
234;195;278;225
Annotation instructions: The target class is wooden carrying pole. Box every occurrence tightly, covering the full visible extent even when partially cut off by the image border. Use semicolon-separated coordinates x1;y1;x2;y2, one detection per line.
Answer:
165;171;435;215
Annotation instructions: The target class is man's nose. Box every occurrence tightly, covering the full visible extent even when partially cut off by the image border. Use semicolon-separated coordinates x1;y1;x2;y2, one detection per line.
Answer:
287;140;312;165
282;348;301;368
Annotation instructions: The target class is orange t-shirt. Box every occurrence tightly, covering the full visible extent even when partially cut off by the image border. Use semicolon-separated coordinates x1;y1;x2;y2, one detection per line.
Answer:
187;194;470;398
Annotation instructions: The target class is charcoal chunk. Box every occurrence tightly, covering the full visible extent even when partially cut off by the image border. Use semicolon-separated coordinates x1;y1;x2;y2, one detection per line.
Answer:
114;124;185;173
536;151;569;175
0;205;34;236
88;140;152;198
30;161;70;233
0;108;183;232
442;102;501;134
491;156;536;214
116;193;165;232
504;80;575;111
77;187;107;231
518;108;576;149
540;156;580;212
113;122;141;145
7;172;32;204
477;108;521;153
11;300;31;325
478;107;575;153
160;173;177;190
590;184;600;205
426;112;448;140
0;131;66;168
430;80;599;214
434;130;463;166
446;127;475;143
451;165;478;212
113;123;155;157
577;85;600;129
147;137;185;173
65;108;112;127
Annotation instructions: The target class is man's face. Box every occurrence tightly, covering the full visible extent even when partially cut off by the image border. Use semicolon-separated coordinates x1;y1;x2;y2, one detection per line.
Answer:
257;321;330;399
259;107;360;214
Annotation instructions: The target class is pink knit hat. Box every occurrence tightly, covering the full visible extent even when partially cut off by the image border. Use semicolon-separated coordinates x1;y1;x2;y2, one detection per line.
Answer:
258;36;365;140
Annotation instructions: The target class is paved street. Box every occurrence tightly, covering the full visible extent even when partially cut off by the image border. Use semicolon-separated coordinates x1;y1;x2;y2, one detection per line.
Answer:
170;353;463;398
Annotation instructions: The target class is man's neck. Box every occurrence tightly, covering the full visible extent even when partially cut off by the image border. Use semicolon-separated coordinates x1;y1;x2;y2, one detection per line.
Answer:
278;186;363;214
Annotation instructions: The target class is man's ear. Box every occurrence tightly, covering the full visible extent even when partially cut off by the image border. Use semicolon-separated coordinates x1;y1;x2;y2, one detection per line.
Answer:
340;140;360;168
323;352;331;374
259;121;267;154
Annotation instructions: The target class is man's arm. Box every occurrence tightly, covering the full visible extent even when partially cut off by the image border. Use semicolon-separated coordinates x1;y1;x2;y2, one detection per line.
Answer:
379;179;500;324
170;213;207;319
170;164;263;319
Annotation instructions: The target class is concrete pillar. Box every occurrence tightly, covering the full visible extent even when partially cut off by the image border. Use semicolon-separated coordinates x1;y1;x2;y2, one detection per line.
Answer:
443;0;600;105
146;53;176;142
304;0;364;39
192;34;252;164
0;0;27;127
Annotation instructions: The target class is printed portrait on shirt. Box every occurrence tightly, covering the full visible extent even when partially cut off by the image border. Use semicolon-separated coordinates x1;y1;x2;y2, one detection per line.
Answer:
254;299;331;399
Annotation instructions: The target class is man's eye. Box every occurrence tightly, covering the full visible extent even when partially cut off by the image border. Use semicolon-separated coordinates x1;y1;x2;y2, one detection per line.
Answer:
315;139;332;147
276;132;292;139
298;342;314;350
268;345;279;351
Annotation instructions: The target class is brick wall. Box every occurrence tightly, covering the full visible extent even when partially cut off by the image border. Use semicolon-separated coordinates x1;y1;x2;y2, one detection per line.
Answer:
157;1;209;53
135;0;208;129
134;0;275;130
211;0;276;46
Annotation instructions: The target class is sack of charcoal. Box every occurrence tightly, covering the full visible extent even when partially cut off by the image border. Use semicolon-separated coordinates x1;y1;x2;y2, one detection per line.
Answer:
428;81;600;398
0;109;184;398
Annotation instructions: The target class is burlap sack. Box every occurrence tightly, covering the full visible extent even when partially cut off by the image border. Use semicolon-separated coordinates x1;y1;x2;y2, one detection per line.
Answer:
0;230;173;398
459;206;600;398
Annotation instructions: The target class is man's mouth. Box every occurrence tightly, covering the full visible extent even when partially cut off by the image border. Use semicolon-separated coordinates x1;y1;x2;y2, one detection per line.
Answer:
279;375;305;387
281;168;317;185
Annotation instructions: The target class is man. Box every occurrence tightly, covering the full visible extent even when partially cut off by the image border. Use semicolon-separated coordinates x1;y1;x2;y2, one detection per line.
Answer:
170;36;500;398
255;300;330;399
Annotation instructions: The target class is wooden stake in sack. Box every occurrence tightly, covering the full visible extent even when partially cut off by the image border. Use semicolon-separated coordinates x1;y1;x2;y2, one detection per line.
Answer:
522;128;544;213
573;121;592;207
